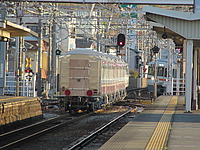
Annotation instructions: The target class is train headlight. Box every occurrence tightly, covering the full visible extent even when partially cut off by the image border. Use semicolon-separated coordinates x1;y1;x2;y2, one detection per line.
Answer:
87;90;93;96
65;90;71;96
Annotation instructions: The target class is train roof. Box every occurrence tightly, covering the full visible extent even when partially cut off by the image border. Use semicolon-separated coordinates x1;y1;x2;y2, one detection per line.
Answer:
147;59;177;67
148;60;167;66
62;48;125;63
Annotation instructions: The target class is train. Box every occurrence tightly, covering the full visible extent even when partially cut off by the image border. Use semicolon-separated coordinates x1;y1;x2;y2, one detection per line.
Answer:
146;59;177;95
57;48;129;114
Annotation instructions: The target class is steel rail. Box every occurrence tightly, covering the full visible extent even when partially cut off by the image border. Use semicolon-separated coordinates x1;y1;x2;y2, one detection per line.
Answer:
0;114;69;137
0;113;92;150
68;108;137;150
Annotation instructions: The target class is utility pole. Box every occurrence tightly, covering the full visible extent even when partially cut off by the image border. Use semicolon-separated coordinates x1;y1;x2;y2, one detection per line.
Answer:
96;11;100;52
0;3;6;95
15;3;27;96
48;20;52;92
51;9;57;96
16;3;24;96
37;8;43;97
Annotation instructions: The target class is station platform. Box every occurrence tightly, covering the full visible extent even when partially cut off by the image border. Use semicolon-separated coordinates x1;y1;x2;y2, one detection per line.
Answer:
99;95;200;150
0;96;42;127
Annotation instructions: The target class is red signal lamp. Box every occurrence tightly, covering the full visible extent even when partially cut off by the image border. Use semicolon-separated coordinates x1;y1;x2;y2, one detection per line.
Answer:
25;69;32;73
117;34;125;47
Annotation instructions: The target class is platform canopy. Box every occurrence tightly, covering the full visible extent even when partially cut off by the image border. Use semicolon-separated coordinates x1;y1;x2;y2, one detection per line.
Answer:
143;6;200;44
143;6;200;112
0;20;30;38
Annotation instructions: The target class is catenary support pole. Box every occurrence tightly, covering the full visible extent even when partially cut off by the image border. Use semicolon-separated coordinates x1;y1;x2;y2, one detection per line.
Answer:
37;13;43;97
51;9;57;96
0;3;6;95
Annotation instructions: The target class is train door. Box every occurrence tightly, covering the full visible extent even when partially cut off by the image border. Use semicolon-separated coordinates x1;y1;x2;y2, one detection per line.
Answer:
69;59;89;96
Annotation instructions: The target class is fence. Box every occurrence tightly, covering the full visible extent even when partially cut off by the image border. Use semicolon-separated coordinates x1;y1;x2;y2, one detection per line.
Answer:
4;72;36;97
166;78;185;95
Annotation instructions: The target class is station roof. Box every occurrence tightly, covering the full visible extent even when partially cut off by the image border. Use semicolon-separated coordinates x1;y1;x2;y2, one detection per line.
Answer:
143;6;200;44
0;20;30;38
143;6;200;21
18;0;194;5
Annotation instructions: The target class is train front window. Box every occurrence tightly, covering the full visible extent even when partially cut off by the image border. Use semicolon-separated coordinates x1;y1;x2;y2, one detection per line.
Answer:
164;68;167;77
148;66;154;75
157;67;164;76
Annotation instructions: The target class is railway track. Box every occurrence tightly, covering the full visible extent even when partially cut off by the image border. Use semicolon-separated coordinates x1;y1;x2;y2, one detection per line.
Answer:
67;107;138;150
1;101;145;150
0;113;92;150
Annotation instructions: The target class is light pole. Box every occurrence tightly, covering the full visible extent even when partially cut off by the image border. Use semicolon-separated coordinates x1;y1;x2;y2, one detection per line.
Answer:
152;45;160;100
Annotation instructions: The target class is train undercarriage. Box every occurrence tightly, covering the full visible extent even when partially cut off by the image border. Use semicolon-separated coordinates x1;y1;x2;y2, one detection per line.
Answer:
57;90;127;114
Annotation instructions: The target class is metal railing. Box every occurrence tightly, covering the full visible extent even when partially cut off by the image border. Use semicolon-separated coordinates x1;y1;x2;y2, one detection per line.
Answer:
4;72;36;97
166;78;185;95
173;78;185;95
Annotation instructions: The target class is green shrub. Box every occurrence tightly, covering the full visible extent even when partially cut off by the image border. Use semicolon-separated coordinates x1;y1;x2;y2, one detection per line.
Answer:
129;69;139;78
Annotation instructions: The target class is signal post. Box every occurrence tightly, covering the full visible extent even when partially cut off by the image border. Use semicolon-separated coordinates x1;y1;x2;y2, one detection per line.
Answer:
116;33;125;56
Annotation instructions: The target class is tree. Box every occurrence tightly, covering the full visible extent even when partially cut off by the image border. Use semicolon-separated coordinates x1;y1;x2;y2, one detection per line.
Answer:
129;70;139;78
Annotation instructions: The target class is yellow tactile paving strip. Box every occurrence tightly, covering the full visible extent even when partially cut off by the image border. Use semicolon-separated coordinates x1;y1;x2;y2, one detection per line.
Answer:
145;96;178;150
99;96;178;150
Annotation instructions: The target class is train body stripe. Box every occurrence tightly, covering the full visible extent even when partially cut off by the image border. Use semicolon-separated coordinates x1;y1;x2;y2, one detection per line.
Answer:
147;77;166;81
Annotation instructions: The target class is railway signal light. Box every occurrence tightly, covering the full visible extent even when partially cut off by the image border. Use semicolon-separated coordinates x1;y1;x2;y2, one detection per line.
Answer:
117;34;125;47
162;33;168;39
56;49;61;55
175;44;183;53
152;45;160;54
162;27;168;39
0;36;9;42
25;68;33;73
